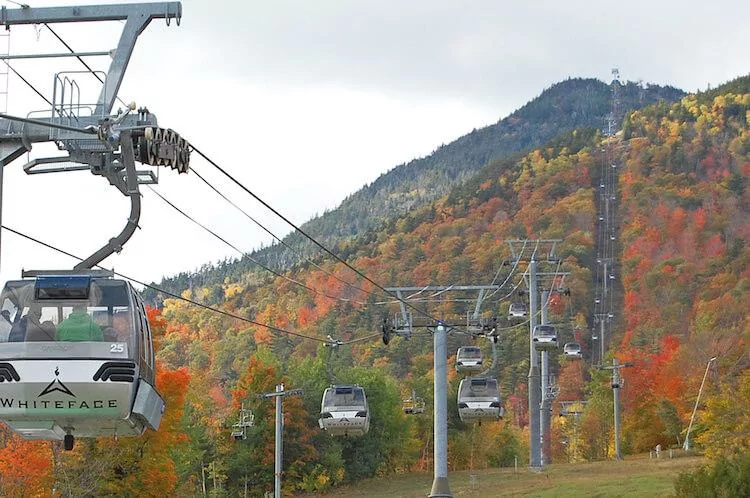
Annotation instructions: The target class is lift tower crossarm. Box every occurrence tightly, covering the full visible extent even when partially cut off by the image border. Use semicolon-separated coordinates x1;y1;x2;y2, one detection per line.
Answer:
0;2;182;115
0;3;186;273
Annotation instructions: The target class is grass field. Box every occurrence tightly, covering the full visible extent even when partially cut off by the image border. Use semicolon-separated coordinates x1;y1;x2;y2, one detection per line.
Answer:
307;453;703;497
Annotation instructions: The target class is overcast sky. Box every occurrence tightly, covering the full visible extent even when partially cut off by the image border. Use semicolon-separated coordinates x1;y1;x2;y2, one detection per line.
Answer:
0;0;748;288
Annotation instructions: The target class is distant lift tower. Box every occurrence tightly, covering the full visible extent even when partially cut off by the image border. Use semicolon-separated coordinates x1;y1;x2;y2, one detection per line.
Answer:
0;3;188;270
383;285;500;498
601;358;632;460
534;271;569;466
506;239;561;469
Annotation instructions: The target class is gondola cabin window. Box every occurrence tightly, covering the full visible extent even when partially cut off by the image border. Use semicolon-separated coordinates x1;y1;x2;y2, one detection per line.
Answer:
0;277;138;362
324;386;365;407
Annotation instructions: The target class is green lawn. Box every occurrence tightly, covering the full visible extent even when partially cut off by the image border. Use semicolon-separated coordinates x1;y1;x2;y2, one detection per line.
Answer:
304;453;703;497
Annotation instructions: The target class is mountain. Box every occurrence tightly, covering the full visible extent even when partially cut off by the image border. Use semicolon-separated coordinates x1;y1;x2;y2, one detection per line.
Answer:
143;74;748;495
6;75;746;496
146;77;684;300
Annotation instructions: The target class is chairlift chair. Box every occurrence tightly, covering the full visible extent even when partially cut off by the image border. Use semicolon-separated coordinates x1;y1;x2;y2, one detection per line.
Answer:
403;393;426;415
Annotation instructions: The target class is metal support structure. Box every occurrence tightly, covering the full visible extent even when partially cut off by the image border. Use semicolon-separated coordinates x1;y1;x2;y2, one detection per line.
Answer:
528;259;541;468
258;384;303;498
506;239;562;469
383;285;500;340
612;360;622;460
429;322;452;498
0;3;185;274
382;285;500;494
602;358;632;459
74;129;140;270
1;51;112;60
540;290;551;466
0;2;182;115
594;313;610;364
275;386;282;498
683;356;717;451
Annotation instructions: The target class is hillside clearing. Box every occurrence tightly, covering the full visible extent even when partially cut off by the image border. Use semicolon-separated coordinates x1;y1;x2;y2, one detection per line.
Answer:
306;453;703;497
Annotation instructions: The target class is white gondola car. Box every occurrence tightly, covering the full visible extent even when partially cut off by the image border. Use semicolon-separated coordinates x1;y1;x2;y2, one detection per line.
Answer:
532;324;558;351
457;377;504;422
563;342;582;359
455;346;483;373
318;385;370;437
0;272;165;450
508;302;527;319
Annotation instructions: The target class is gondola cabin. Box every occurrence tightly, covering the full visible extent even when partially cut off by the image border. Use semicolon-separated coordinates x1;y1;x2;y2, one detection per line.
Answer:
318;385;370;437
563;342;582;359
508;302;527;319
0;271;165;450
455;346;483;373
532;324;558;351
457;377;503;422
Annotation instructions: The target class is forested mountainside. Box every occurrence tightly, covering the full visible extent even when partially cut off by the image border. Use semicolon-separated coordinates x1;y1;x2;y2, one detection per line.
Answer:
2;76;746;497
146;78;684;299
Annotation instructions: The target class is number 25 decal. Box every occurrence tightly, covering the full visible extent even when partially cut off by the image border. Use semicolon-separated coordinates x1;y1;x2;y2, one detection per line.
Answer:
110;343;124;353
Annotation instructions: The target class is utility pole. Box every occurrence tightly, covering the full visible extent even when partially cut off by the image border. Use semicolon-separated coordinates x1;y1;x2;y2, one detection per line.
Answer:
601;359;632;459
258;384;303;498
683;356;717;451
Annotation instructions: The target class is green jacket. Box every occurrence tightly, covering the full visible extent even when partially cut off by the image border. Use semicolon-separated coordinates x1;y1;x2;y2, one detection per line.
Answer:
56;311;103;342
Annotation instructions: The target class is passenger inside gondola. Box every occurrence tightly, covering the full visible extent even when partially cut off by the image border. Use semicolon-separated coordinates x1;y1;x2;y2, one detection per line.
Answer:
57;304;103;342
8;312;26;342
24;305;56;341
112;312;132;344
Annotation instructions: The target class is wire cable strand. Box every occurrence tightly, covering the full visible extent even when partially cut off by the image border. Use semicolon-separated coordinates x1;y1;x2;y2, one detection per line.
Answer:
147;185;366;306
1;60;52;106
0;224;375;345
189;143;447;326
43;24;130;110
189;166;375;301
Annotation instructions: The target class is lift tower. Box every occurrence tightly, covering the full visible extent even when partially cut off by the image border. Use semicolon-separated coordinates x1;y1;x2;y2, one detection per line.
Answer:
0;3;188;270
506;239;561;468
383;284;501;498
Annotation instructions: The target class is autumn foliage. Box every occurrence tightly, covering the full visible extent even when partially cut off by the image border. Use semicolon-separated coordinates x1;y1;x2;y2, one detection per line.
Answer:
0;78;747;493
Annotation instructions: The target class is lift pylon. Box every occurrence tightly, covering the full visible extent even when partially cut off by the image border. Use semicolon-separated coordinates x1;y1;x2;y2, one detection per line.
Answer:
0;2;187;270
